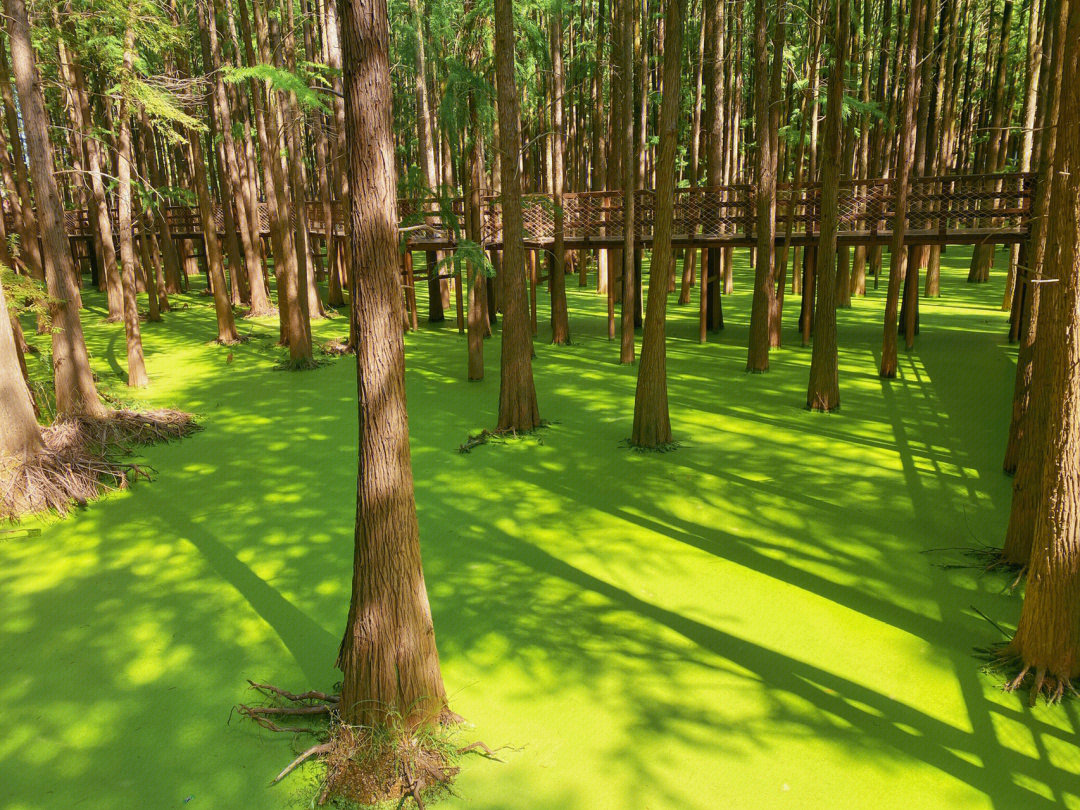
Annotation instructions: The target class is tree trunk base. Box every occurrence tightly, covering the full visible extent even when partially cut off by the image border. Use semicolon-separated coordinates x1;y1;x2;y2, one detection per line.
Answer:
237;680;481;808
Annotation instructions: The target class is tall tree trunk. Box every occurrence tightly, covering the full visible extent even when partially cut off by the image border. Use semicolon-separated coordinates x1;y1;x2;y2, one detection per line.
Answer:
494;0;541;431
6;0;107;418
746;0;777;371
114;27;149;388
880;0;924;378
631;0;683;447
617;0;636;363
200;0;273;317
967;0;1013;283
549;8;571;344
1004;0;1080;692
766;0;787;347
1001;0;1065;563
335;0;447;729
0;42;43;283
807;0;850;411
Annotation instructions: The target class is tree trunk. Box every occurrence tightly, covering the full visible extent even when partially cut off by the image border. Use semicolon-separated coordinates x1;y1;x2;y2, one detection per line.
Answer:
6;0;107;418
549;8;571;344
631;0;683;448
746;0;777;371
0;42;43;284
494;0;541;431
336;0;447;729
115;26;149;388
0;276;44;457
807;0;849;411
880;0;924;379
617;0;636;363
966;0;1012;283
1005;2;1080;690
1002;0;1064;563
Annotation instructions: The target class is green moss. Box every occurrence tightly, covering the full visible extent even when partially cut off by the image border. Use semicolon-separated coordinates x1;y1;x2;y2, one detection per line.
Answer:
3;248;1077;810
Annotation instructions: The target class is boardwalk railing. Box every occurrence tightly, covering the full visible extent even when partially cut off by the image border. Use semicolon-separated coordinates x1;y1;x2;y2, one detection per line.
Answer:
42;172;1033;250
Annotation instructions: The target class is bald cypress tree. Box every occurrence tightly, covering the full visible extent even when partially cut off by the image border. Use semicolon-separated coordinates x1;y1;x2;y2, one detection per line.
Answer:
336;0;448;731
1003;0;1080;700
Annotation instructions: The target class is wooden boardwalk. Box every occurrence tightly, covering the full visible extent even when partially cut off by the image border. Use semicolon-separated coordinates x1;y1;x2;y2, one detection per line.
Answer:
38;171;1034;337
49;171;1033;250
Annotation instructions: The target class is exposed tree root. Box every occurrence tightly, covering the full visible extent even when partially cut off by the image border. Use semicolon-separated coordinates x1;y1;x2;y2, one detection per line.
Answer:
247;680;340;704
0;448;141;521
979;644;1080;706
237;684;493;807
273;356;326;371
244;305;279;320
1;408;199;521
620;437;681;453
319;338;355;356
273;742;333;785
458;421;551;453
52;409;200;456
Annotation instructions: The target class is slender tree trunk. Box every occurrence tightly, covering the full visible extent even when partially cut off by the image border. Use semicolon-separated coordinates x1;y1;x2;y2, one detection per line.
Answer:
632;0;683;447
549;9;571;344
967;0;1013;283
617;0;636;363
115;27;149;388
494;0;541;431
880;0;924;378
6;0;107;418
807;0;850;411
747;0;777;371
0;43;43;283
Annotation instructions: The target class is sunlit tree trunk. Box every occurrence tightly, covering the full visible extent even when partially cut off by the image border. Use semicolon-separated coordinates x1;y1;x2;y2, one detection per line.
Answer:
494;0;541;431
6;0;107;417
807;0;850;411
336;0;448;728
880;0;924;379
1005;2;1080;691
631;0;683;447
115;27;149;388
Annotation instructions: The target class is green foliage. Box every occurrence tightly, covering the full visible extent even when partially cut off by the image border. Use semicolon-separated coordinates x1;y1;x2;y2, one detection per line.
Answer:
1;266;56;327
222;64;330;113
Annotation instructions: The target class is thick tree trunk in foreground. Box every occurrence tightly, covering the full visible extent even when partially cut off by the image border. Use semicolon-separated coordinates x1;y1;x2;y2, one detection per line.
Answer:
880;0;924;379
336;0;447;729
493;0;541;432
1002;0;1065;563
807;0;849;412
6;0;107;418
631;0;683;447
0;277;44;457
1006;4;1080;690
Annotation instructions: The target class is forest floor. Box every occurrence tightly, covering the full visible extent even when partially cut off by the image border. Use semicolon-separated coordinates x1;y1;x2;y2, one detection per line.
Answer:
3;246;1078;810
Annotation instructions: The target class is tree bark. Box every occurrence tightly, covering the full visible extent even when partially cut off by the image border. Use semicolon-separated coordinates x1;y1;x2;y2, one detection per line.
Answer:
0;275;44;457
880;0;924;379
631;0;683;447
549;9;571;344
1005;0;1080;688
6;0;107;418
115;27;149;388
336;0;447;729
807;0;850;412
494;0;541;431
